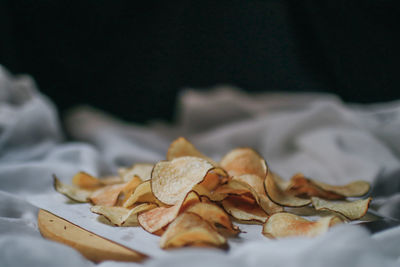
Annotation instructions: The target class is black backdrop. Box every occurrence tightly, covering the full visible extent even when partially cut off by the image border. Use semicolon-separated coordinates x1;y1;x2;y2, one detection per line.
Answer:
1;1;399;123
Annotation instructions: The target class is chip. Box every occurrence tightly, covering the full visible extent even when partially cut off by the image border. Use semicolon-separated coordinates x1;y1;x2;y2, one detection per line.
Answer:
311;179;370;198
123;180;159;208
138;191;201;234
116;176;142;206
286;173;345;200
262;212;343;238
53;175;91;203
151;157;215;205
166;137;218;166
72;172;104;189
264;172;311;207
311;197;372;220
220;148;267;179
222;195;269;223
185;202;240;235
234;174;283;214
89;183;127;207
90;203;157;226
159;212;227;249
118;163;154;182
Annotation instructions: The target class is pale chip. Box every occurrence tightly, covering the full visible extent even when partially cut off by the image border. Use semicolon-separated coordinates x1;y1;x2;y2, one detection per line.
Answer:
53;175;91;203
151;157;214;205
91;203;157;226
262;212;343;238
159;212;227;249
118;163;154;182
311;197;372;220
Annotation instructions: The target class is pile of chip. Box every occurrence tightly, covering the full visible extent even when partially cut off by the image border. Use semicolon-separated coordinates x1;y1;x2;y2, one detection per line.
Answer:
54;137;371;249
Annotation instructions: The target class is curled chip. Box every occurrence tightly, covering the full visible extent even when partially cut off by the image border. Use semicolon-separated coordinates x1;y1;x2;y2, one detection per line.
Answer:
311;197;372;220
72;172;104;189
234;175;283;214
220;148;267;179
262;212;343;238
159;212;227;249
166;137;218;166
264;172;311;207
117;176;142;206
89;183;127;206
287;173;345;200
123;180;159;208
222;195;269;223
311;179;370;198
53;175;91;203
118;163;154;182
138;191;201;234
151;156;214;205
91;203;156;226
186;202;240;236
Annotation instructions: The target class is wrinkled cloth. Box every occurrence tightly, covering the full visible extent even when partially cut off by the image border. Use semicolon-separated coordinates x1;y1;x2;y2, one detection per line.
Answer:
0;65;399;266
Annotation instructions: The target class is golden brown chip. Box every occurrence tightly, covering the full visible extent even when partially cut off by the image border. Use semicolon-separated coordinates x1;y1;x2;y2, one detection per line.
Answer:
117;176;142;206
151;157;214;205
123;180;156;208
311;179;370;198
311;197;372;220
89;183;127;206
100;175;124;185
137;191;201;234
166;137;218;166
90;203;157;226
220;148;267;179
159;212;227;249
222;195;269;223
72;172;103;189
53;175;91;202
262;212;343;238
193;184;226;202
264;172;311;207
234;174;283;214
186;202;240;235
286;173;345;200
118;163;154;182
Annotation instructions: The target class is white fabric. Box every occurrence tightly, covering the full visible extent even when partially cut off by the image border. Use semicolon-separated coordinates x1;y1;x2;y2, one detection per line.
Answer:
0;66;399;266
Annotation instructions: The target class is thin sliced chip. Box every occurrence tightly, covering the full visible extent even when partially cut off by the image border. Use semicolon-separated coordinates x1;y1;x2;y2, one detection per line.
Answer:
234;175;283;214
53;175;91;202
159;212;227;249
222;195;269;223
166;137;218;166
287;173;345;200
311;179;370;198
311;197;372;220
138;191;201;234
100;175;123;185
264;172;311;207
151;157;214;205
193;184;226;202
118;163;154;182
72;172;103;189
123;180;159;208
89;183;127;206
262;212;342;238
91;203;157;226
186;202;240;235
117;176;142;206
199;168;229;191
220;148;267;179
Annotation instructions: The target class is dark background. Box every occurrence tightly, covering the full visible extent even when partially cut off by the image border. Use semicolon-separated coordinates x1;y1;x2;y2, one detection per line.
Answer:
1;0;399;123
